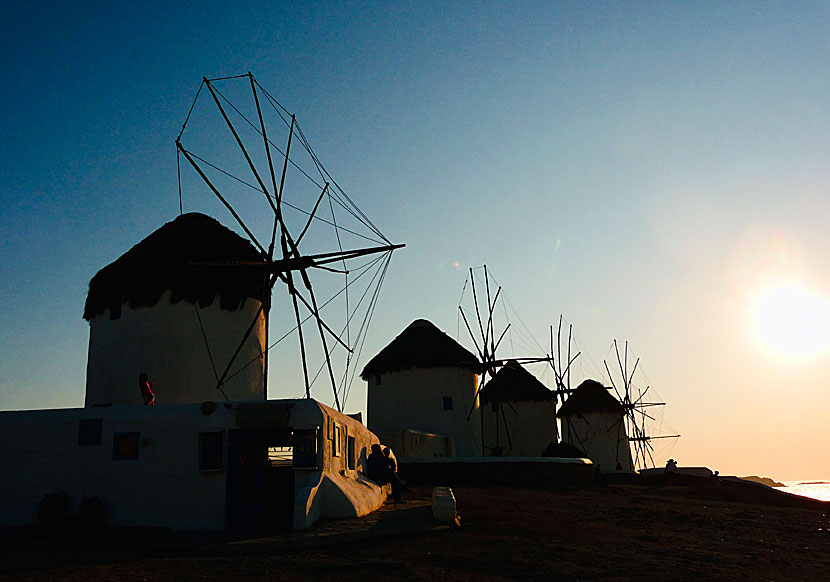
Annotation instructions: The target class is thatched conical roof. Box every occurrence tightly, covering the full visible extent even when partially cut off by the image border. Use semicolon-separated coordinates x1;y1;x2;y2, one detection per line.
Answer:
479;360;554;404
556;379;624;417
83;213;268;321
360;319;480;379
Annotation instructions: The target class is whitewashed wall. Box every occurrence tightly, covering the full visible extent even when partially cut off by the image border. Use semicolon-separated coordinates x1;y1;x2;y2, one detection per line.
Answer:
85;290;265;407
377;429;452;458
0;399;388;532
0;404;235;530
290;401;385;529
481;399;558;456
561;411;633;472
367;366;481;456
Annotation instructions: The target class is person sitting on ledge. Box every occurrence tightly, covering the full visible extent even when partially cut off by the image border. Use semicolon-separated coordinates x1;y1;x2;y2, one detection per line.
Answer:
665;458;678;485
367;443;402;503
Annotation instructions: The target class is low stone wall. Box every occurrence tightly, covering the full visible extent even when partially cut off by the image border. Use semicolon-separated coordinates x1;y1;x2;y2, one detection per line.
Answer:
397;457;595;489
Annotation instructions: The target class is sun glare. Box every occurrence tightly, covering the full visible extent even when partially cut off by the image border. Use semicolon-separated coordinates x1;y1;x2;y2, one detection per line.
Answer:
754;285;830;356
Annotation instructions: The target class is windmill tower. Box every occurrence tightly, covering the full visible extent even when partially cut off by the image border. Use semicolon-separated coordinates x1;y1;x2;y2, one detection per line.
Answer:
458;266;555;456
603;340;680;471
362;319;482;456
556;379;633;472
83;213;268;406
478;360;557;456
87;73;403;410
544;316;633;469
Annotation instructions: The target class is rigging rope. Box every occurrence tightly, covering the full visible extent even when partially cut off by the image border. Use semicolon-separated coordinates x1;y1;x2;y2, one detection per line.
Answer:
207;81;390;243
342;251;392;406
289;250;390;406
179;148;386;246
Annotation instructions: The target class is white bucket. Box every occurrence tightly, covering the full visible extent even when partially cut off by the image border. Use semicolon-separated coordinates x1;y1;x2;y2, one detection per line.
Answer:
432;486;456;523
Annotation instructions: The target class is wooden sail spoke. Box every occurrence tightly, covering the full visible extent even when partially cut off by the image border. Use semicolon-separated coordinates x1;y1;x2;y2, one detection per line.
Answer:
188;243;404;273
304;278;342;411
604;360;624;402
492;322;511;355
627;357;640;392
296;183;329;245
249;73;280;221
276;115;295;209
458;306;485;361
469;268;486;345
284;271;312;398
214;302;266;397
633;385;651;406
276;272;351;354
204;79;273;204
176;144;267;256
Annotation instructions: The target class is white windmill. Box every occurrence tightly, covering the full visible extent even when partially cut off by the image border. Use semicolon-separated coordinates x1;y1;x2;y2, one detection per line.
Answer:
85;73;403;411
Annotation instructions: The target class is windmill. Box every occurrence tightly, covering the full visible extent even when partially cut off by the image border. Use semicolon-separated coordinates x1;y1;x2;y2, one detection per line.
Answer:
457;265;553;455
604;340;680;471
548;314;595;457
175;73;403;411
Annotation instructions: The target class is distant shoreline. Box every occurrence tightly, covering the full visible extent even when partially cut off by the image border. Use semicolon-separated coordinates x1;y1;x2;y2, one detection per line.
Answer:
739;475;785;487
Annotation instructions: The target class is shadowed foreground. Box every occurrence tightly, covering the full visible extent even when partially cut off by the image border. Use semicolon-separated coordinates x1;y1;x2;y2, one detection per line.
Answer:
2;485;829;581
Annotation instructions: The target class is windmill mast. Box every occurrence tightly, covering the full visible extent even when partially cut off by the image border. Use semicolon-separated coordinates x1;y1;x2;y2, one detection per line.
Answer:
604;339;680;471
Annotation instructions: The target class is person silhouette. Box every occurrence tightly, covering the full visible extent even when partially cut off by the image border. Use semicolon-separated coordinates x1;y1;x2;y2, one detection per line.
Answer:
367;444;402;503
138;372;155;405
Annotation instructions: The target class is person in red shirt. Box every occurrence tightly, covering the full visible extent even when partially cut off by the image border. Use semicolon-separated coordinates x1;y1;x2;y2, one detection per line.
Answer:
138;372;155;405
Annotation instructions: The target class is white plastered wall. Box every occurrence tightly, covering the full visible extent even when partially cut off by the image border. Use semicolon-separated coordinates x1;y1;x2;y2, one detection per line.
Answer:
85;290;265;407
378;429;452;458
291;401;385;529
0;398;390;532
482;399;558;456
561;411;633;472
0;404;235;530
367;366;481;456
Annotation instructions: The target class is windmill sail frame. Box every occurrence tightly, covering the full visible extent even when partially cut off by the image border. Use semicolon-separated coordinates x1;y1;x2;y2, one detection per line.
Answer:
175;73;404;410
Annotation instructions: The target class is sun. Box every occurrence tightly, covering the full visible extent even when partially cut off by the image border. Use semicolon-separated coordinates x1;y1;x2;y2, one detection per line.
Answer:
753;284;830;357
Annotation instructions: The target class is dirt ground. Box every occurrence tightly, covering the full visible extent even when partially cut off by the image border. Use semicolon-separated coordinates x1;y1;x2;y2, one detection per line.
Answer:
3;484;830;581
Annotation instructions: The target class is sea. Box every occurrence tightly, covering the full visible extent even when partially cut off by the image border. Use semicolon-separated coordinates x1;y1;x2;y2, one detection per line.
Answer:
781;481;830;502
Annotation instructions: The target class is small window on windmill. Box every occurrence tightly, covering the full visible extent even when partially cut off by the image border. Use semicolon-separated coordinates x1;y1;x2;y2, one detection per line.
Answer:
113;432;140;460
375;373;382;385
78;418;103;446
292;428;318;469
198;432;224;472
443;396;454;411
347;435;356;470
332;422;342;457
